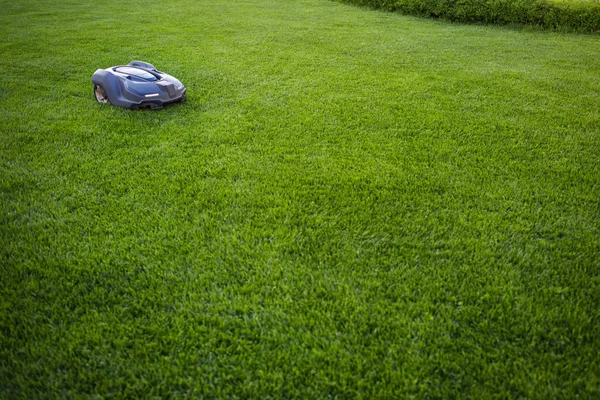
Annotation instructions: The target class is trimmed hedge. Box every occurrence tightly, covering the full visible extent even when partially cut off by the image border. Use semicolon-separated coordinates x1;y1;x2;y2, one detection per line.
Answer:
335;0;600;32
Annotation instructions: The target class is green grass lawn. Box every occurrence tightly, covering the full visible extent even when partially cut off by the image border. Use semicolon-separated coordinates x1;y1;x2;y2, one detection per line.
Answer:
1;0;599;397
551;0;599;3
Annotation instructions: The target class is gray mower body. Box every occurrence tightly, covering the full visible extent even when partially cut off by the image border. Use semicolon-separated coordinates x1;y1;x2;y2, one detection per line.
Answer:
91;61;186;109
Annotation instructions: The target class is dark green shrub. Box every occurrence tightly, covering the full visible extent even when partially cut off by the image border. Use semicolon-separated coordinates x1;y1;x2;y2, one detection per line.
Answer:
334;0;600;32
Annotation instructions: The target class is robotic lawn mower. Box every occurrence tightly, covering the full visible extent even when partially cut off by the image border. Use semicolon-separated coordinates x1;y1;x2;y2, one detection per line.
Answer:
91;61;186;109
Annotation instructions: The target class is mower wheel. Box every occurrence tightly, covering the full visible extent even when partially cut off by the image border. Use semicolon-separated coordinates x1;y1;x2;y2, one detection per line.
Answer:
94;84;110;104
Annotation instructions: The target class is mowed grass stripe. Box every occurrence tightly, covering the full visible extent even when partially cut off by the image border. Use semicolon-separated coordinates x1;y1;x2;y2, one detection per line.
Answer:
1;0;599;398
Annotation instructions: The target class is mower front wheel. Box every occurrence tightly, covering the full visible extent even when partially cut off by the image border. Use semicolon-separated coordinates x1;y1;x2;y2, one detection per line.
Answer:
94;84;110;104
